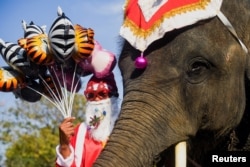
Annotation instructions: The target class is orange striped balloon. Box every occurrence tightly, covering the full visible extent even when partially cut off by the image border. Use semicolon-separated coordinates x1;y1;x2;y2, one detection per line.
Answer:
26;34;54;65
17;38;28;49
0;67;24;92
73;24;95;62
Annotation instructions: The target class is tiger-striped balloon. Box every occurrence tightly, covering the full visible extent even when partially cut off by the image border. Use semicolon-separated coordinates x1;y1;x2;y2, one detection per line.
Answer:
72;24;95;63
18;38;28;50
48;6;75;62
26;34;54;65
0;39;30;72
0;67;24;92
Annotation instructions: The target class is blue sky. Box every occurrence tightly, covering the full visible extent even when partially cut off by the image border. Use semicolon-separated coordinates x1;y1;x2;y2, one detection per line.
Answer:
0;0;125;108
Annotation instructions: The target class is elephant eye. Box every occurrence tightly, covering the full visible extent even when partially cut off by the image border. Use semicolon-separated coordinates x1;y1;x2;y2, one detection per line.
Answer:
186;58;211;83
190;61;209;74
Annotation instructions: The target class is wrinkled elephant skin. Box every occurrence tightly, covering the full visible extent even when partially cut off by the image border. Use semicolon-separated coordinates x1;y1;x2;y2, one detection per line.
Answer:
95;0;250;166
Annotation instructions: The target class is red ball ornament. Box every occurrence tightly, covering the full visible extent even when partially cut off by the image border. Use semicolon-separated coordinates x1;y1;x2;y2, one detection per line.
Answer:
135;54;147;69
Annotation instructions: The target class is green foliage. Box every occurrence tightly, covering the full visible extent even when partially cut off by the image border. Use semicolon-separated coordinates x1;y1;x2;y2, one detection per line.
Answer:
5;127;58;167
0;93;86;167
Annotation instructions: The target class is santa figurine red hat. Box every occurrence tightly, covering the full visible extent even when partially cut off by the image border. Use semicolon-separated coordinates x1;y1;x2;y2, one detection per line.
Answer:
84;72;119;102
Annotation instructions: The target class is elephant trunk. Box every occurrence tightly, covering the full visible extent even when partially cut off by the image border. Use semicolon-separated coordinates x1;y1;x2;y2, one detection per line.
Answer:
94;87;194;166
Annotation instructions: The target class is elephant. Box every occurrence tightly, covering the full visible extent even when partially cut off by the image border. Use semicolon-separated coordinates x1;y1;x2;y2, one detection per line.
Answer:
94;0;250;166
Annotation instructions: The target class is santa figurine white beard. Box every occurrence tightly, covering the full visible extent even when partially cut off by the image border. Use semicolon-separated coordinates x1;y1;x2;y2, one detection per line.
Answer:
85;97;120;142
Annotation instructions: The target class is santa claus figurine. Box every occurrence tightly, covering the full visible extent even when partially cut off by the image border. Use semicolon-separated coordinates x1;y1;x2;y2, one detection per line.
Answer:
55;72;120;167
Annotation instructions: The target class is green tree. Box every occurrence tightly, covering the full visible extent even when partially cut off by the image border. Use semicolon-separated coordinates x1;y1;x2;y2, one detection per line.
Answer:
5;127;58;167
0;93;86;167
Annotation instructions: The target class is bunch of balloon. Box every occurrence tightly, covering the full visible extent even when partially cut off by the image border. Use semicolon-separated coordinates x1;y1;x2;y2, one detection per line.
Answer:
0;7;116;118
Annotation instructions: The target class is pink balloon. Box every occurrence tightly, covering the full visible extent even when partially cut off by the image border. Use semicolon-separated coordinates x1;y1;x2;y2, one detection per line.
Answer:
77;41;116;78
91;43;116;78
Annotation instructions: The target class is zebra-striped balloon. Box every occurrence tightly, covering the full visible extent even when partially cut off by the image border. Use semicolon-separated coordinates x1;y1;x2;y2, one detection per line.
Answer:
49;6;75;62
18;20;46;49
22;20;46;38
0;39;30;72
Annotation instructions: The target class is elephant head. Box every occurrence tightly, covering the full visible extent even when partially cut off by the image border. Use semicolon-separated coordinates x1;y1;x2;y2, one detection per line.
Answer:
94;0;250;166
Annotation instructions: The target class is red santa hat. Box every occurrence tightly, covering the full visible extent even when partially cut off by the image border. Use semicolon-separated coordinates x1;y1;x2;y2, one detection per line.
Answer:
84;72;118;101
